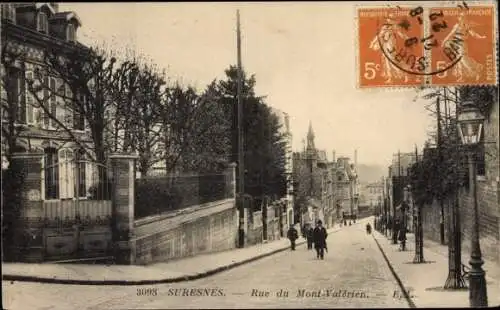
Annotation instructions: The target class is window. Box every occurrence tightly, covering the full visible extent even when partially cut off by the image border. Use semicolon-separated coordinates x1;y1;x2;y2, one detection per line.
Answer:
62;84;73;128
66;23;76;42
73;93;85;130
44;148;59;199
9;67;26;124
37;12;48;34
75;149;87;198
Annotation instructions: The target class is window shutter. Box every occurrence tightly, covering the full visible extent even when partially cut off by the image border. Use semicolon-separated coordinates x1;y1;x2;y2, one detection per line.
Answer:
49;78;57;128
64;85;74;128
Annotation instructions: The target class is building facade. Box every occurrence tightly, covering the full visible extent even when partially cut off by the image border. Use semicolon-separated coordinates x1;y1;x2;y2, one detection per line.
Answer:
359;181;384;210
270;108;294;228
1;3;98;199
335;156;359;219
292;122;336;228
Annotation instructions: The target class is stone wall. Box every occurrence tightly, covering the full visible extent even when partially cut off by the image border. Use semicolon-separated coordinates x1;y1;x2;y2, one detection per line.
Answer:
421;183;499;263
133;199;237;265
246;210;282;245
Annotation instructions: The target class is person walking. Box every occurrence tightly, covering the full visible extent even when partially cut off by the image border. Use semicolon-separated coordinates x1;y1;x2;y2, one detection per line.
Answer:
306;224;314;250
313;220;328;259
287;224;298;251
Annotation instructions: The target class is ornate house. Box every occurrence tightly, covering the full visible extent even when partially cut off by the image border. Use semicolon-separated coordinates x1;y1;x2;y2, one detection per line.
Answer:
2;3;115;262
1;3;95;200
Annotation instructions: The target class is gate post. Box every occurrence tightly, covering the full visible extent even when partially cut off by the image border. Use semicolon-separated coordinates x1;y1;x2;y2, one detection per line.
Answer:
9;152;44;262
109;153;138;265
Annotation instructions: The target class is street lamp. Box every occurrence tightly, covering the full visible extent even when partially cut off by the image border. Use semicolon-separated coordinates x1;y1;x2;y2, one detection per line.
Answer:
457;101;487;307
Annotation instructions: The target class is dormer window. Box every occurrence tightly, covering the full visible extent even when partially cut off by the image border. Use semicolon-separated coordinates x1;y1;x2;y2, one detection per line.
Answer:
37;12;48;33
66;23;76;42
1;4;16;23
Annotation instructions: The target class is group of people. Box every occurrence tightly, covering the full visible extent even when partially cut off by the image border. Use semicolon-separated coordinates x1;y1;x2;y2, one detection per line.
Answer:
374;214;407;251
286;220;328;259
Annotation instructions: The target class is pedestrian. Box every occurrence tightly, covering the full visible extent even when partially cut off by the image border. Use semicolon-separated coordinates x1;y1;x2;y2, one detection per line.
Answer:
306;225;314;250
394;219;401;244
313;220;328;259
398;223;406;251
366;222;372;235
287;224;298;251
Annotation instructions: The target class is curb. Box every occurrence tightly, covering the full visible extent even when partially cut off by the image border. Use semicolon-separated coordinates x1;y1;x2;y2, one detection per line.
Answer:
372;232;417;309
3;227;342;286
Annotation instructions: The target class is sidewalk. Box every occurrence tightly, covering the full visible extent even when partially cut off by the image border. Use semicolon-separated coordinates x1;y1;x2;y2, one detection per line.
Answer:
2;225;344;285
372;229;500;308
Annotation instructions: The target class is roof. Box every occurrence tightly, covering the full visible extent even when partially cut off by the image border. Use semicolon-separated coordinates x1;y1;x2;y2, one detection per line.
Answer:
14;3;56;15
51;11;82;27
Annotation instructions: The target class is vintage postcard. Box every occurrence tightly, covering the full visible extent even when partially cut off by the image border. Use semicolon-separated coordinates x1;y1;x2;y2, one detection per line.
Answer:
1;1;499;309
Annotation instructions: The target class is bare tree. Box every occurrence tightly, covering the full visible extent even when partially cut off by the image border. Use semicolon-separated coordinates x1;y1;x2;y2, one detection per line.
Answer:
131;63;167;176
27;44;121;168
159;83;230;174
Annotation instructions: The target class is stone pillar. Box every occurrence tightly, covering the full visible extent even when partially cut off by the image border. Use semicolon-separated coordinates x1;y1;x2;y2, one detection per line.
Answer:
9;153;45;262
109;154;138;265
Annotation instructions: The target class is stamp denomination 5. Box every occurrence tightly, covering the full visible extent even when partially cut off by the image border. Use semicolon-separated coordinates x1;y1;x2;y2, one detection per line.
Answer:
357;2;497;88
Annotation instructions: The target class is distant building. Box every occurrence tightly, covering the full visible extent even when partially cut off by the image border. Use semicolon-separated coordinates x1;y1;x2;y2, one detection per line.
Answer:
335;156;359;218
292;122;336;228
359;181;384;208
270;108;294;228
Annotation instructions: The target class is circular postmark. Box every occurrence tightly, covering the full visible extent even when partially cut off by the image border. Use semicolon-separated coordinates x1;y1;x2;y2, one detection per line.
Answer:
375;5;463;76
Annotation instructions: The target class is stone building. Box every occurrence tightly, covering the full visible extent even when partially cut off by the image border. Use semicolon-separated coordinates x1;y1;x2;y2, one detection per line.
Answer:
1;3;120;262
270;108;295;232
1;2;94;198
359;181;384;210
292;122;336;228
335;155;359;219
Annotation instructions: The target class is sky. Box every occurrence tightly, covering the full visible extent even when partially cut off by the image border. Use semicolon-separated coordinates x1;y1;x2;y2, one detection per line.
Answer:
60;2;436;167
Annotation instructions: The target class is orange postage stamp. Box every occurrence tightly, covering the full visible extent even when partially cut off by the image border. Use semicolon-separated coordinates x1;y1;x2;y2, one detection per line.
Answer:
357;3;497;88
429;6;496;86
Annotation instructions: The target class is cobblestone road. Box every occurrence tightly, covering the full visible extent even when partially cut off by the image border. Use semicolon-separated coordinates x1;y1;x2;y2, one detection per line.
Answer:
3;224;410;309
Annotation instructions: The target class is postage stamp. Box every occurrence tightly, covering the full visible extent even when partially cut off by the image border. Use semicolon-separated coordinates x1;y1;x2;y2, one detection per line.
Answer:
429;6;497;86
357;3;497;88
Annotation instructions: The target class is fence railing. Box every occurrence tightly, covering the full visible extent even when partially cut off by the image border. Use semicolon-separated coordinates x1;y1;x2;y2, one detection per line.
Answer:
135;172;231;219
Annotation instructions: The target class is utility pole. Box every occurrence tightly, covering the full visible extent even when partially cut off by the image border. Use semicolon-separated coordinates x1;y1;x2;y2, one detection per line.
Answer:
236;9;245;248
437;94;445;245
393;150;401;244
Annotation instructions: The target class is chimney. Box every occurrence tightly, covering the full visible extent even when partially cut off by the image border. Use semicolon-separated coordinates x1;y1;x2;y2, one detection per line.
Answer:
354;149;358;168
332;150;336;163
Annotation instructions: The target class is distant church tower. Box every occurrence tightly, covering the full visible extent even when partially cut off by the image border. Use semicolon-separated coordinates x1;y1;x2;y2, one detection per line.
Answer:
305;121;317;196
306;121;315;152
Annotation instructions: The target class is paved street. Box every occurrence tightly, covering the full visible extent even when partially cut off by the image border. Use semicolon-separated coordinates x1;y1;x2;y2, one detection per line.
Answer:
3;224;409;309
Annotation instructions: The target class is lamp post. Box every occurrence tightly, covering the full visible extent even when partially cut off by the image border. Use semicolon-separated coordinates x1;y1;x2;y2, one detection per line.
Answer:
457;101;487;307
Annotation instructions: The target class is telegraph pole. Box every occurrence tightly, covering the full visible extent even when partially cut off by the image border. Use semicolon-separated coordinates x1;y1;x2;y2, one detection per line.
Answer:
236;9;245;248
437;95;445;245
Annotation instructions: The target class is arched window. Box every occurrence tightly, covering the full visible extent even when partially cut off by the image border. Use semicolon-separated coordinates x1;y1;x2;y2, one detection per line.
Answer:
44;147;59;199
75;148;87;198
